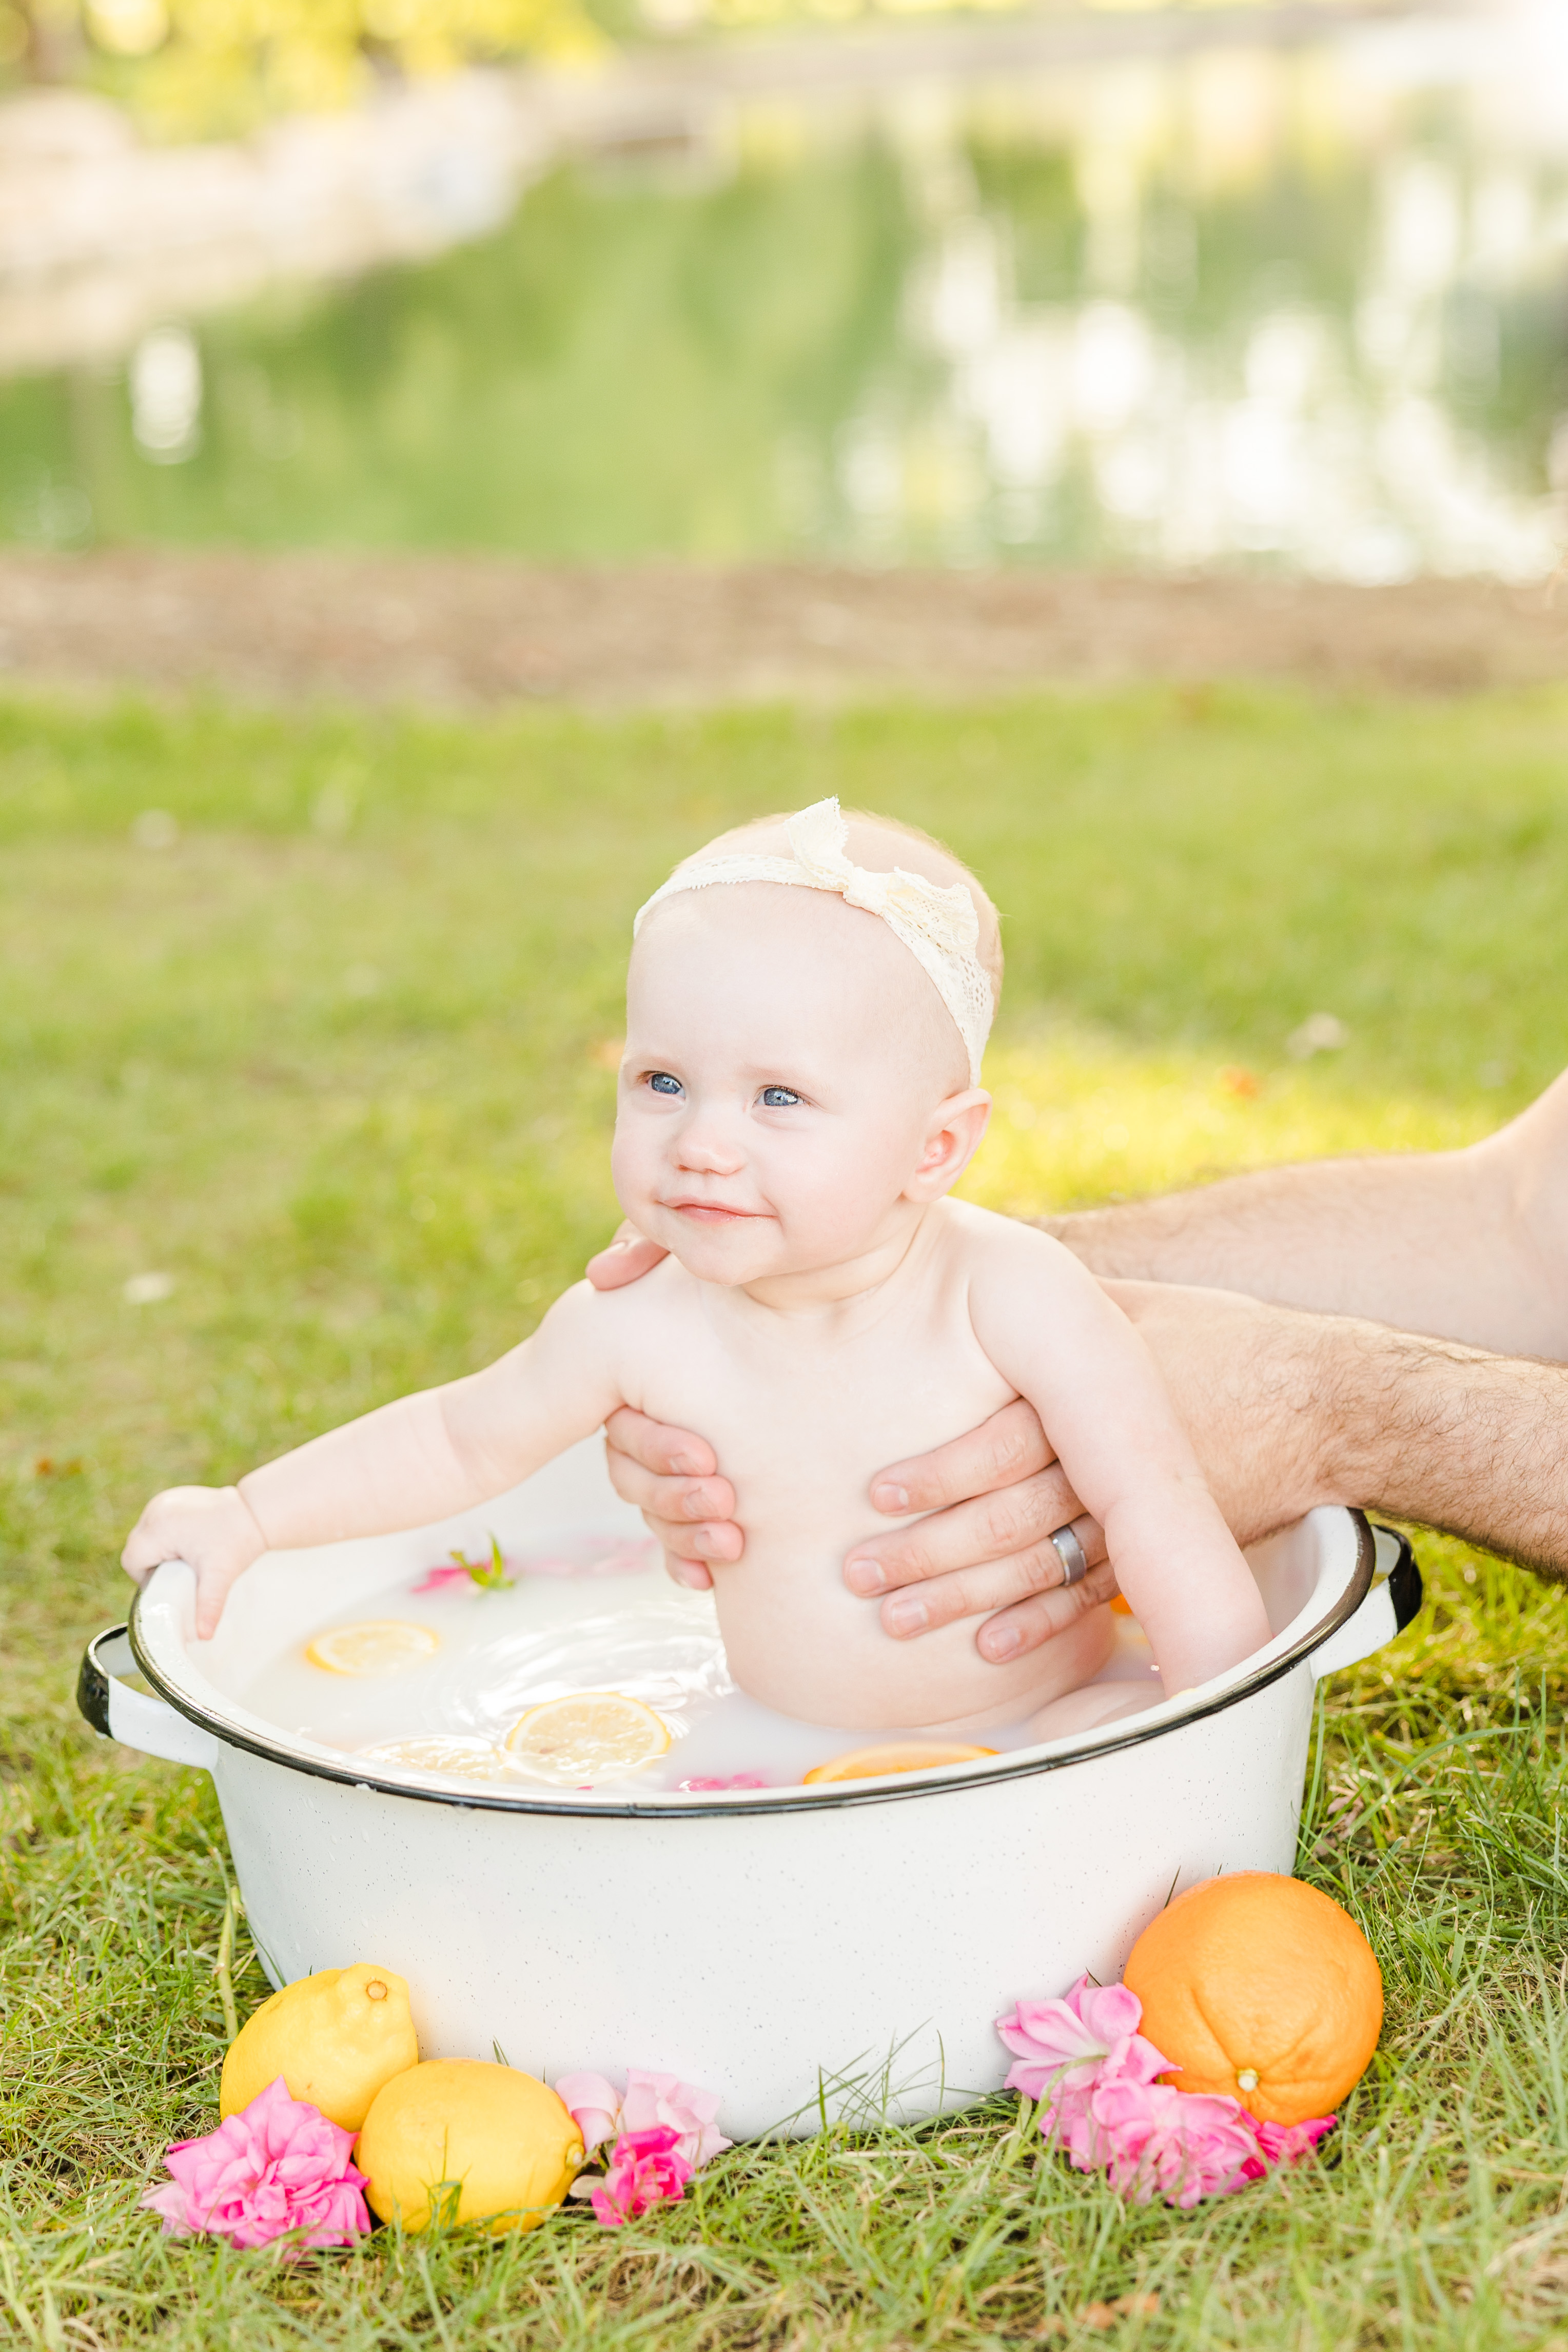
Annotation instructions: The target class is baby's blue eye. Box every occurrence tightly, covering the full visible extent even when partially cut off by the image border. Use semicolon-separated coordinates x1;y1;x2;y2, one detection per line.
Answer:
648;1072;682;1096
761;1086;801;1109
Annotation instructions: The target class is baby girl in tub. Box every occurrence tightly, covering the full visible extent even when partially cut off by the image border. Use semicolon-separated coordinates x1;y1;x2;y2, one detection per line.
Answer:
123;800;1270;1743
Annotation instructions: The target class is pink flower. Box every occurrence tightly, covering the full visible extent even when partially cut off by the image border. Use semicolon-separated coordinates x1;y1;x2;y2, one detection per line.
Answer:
997;1973;1170;2102
556;2068;731;2169
680;1774;769;1792
1076;2080;1264;2207
555;2070;623;2157
140;2077;370;2252
1241;2113;1337;2179
619;2068;732;2166
411;1563;473;1594
998;1976;1337;2208
589;2126;694;2226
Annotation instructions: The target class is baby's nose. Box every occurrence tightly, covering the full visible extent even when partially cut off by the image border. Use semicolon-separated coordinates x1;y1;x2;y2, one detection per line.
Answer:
675;1122;745;1175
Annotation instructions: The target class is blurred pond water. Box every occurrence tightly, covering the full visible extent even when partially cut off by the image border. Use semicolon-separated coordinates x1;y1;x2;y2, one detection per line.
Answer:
5;10;1568;577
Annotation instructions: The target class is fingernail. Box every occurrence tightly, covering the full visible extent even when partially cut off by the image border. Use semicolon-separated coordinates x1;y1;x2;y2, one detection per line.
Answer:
872;1482;909;1512
983;1625;1022;1660
670;1452;699;1476
885;1594;929;1636
845;1556;886;1596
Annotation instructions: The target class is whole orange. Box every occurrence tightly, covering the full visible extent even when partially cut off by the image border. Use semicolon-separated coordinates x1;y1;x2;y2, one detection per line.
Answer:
1122;1872;1382;2124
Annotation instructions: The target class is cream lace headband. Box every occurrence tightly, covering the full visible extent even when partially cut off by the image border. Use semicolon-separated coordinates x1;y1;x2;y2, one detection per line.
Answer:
633;797;993;1085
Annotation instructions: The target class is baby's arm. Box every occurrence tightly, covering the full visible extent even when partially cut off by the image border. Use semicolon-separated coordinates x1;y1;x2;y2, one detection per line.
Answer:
966;1222;1272;1693
122;1283;626;1636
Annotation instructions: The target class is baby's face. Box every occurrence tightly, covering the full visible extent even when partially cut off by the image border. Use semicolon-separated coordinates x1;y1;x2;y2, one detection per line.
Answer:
613;884;977;1289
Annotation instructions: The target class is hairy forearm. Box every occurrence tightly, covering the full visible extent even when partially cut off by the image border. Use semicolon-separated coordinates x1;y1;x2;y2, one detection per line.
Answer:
1113;1279;1568;1578
1046;1140;1567;1362
1045;1069;1568;1362
1306;1321;1568;1577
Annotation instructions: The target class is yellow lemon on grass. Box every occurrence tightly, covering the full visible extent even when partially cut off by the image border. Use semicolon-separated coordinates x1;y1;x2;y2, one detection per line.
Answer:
357;2060;585;2234
220;1964;419;2130
504;1690;670;1783
305;1621;440;1676
802;1740;997;1784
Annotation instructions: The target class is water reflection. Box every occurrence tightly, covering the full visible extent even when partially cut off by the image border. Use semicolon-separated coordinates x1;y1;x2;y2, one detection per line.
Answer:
4;12;1567;577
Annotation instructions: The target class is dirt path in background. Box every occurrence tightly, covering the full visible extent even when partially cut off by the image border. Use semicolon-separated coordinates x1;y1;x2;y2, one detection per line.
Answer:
1;550;1564;706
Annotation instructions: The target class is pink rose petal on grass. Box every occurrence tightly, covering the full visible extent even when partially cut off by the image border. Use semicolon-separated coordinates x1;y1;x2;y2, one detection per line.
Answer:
1243;2113;1338;2178
589;2126;694;2226
619;2068;733;2167
555;2068;732;2172
555;2071;623;2156
141;2076;369;2251
997;1973;1171;2101
999;1976;1337;2209
557;2069;731;2224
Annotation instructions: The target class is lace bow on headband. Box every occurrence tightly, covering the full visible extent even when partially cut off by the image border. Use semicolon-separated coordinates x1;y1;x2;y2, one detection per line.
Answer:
633;797;993;1084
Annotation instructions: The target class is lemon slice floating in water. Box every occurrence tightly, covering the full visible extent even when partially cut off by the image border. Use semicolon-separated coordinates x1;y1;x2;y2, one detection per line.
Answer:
360;1734;508;1781
504;1691;670;1784
306;1620;440;1676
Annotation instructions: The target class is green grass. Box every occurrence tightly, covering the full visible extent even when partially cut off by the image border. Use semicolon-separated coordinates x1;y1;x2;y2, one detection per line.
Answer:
5;678;1568;2350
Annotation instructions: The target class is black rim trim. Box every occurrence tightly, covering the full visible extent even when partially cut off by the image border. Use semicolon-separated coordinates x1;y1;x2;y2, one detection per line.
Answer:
76;1626;117;1737
118;1513;1384;1816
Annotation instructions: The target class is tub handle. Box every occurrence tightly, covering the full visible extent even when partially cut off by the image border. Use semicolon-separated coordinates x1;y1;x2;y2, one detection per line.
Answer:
1309;1524;1422;1682
77;1624;220;1773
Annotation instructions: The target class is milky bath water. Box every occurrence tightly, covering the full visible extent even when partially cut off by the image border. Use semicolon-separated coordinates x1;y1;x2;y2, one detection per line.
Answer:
239;1532;1165;1796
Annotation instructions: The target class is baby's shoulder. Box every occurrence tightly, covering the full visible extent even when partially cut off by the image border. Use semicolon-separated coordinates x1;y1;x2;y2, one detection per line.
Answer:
935;1197;1089;1287
532;1257;705;1354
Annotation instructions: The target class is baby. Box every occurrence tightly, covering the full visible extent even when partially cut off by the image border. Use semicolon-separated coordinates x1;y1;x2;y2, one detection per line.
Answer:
124;800;1271;1741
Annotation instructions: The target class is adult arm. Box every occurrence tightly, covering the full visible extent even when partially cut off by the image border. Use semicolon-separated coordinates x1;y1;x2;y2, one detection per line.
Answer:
1043;1068;1568;1359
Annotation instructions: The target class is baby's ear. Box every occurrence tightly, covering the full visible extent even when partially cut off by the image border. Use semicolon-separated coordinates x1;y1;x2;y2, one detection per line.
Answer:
906;1090;992;1202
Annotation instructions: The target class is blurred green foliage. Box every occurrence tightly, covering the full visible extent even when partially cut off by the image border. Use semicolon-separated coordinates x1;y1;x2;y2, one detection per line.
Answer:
3;0;597;135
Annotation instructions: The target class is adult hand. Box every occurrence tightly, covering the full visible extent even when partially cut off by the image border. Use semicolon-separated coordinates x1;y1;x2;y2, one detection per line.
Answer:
843;1401;1116;1662
586;1221;670;1292
603;1406;739;1592
852;1282;1333;1663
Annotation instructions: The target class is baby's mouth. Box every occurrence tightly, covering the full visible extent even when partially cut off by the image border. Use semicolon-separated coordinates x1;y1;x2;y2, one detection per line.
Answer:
665;1200;766;1226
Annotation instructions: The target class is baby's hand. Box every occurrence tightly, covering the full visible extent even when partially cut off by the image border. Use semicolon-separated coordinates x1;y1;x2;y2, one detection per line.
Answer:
122;1485;269;1640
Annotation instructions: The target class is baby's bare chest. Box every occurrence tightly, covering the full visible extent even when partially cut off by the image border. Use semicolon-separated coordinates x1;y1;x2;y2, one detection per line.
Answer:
626;1291;1017;1539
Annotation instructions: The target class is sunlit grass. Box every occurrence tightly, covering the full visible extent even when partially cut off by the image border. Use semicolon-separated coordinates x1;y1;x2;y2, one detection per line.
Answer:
962;1033;1492;1220
4;680;1568;2347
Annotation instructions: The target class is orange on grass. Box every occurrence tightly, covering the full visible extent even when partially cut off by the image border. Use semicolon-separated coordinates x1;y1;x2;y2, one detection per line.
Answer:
802;1741;996;1784
1122;1871;1382;2125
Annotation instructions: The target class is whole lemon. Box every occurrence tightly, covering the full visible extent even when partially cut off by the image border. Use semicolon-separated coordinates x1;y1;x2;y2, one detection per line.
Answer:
357;2060;585;2235
220;1963;419;2130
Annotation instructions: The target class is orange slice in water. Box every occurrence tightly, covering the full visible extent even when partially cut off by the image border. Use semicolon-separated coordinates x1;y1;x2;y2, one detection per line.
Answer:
802;1740;997;1785
504;1691;670;1783
305;1621;440;1676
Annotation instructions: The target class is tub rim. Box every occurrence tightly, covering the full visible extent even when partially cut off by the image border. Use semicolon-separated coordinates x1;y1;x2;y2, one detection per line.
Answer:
119;1510;1381;1818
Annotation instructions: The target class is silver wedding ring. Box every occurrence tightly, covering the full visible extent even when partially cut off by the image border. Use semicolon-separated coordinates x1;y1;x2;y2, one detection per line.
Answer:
1049;1521;1089;1587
